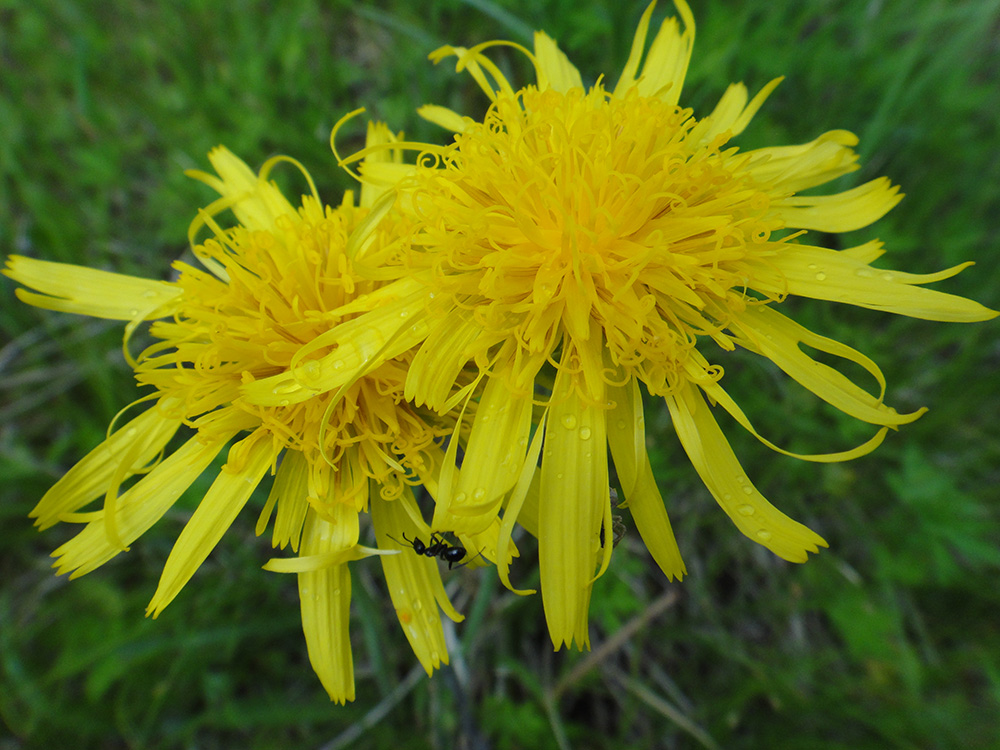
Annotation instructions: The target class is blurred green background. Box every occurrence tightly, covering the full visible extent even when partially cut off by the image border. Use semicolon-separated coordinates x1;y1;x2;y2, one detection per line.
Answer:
2;0;999;748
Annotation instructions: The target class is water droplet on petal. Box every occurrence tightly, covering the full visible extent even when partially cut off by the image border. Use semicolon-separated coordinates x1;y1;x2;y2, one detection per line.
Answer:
455;492;467;503
738;504;755;516
579;427;592;440
756;530;772;542
815;272;827;281
472;488;486;501
562;415;577;430
742;486;753;495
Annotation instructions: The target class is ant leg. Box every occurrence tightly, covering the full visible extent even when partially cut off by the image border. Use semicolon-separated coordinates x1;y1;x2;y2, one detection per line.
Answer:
448;547;485;570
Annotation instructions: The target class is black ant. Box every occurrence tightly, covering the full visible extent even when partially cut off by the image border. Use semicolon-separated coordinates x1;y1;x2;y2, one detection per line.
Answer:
389;532;478;570
599;488;627;548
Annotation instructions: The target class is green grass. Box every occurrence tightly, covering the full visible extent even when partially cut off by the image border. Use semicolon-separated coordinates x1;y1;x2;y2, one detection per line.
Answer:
2;0;999;748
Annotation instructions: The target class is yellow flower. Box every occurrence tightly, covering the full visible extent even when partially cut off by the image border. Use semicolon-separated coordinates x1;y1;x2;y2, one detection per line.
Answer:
4;130;468;702
333;0;998;649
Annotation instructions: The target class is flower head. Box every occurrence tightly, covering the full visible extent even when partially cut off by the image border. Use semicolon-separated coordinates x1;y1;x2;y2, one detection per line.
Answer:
4;131;470;702
335;0;997;648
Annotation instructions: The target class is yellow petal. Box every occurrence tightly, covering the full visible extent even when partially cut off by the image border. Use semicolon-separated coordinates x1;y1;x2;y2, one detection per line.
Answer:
666;383;828;562
538;360;608;650
614;0;695;104
295;504;359;703
496;412;546;595
405;309;484;410
52;431;233;578
688;81;749;145
533;31;583;92
147;433;278;617
745;129;860;193
262;544;393;573
732;305;926;427
635;0;695;103
257;449;311;551
447;377;533;524
428;44;517;102
417;104;470;134
691;362;890;463
774;177;902;232
606;375;686;581
612;1;657;97
240;282;428;407
371;487;463;675
5;255;182;320
203;146;298;232
756;245;998;322
31;407;181;530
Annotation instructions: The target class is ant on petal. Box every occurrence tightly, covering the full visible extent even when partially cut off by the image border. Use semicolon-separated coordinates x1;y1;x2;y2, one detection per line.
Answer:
388;531;479;570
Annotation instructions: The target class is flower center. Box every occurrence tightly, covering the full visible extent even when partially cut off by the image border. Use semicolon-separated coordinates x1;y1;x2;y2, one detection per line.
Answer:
410;85;782;394
136;198;443;498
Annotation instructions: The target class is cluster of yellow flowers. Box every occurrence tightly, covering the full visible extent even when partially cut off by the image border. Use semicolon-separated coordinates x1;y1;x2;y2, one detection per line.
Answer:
5;1;994;702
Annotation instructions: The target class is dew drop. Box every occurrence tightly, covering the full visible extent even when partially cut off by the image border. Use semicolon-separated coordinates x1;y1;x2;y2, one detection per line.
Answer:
332;360;344;370
278;399;289;407
431;650;441;663
723;492;732;501
472;488;486;501
880;272;895;282
807;263;818;271
562;415;577;430
854;268;874;278
556;473;564;480
756;530;772;542
303;360;320;379
737;504;755;516
412;599;423;611
579;426;592;440
815;272;827;281
454;492;467;503
742;485;753;495
616;420;627;431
